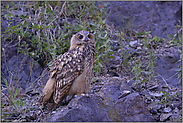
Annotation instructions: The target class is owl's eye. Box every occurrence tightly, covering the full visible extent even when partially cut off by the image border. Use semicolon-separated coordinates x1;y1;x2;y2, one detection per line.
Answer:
78;35;83;39
88;34;92;39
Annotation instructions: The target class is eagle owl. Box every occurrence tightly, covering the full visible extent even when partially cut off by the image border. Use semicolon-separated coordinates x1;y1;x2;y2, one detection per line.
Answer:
38;30;95;107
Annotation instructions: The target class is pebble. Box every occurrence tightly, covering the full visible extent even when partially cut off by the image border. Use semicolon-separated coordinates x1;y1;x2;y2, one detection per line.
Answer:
52;111;56;114
160;113;172;122
148;103;161;110
145;96;152;104
163;107;172;113
118;49;122;52
150;109;157;114
148;85;159;90
30;91;40;96
37;110;41;115
165;45;169;48
139;43;143;46
129;40;138;48
118;90;131;99
25;89;33;94
149;91;163;98
136;46;142;51
115;56;121;61
173;107;179;113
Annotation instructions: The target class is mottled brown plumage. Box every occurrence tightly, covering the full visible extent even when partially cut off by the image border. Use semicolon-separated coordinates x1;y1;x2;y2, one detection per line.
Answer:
38;30;95;108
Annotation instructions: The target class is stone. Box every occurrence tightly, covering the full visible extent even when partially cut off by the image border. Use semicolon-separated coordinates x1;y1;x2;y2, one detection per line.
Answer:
148;103;161;111
160;113;172;122
163;107;172;113
115;93;154;122
148;85;159;90
46;78;154;122
118;90;131;99
173;107;179;113
2;53;44;89
136;46;142;51
47;96;112;122
149;91;163;98
129;41;138;48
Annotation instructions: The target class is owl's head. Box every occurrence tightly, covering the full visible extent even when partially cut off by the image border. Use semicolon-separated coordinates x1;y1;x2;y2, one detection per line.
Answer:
69;30;95;50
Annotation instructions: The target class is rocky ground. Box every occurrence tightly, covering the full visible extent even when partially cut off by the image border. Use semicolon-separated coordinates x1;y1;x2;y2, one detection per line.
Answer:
1;1;182;122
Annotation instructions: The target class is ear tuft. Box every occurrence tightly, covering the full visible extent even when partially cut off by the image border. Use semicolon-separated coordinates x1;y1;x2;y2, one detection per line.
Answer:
90;31;94;34
72;32;77;34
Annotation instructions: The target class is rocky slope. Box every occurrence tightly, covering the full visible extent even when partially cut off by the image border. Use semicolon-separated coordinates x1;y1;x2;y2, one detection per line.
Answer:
1;1;182;122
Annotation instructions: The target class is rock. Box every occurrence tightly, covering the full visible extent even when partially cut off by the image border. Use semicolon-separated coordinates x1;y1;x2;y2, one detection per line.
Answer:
171;101;182;110
115;93;154;122
165;45;169;48
160;113;172;122
129;40;138;48
26;89;33;94
105;1;182;39
96;77;133;103
149;91;163;98
144;96;152;104
118;90;131;99
154;50;181;87
150;109;158;114
29;91;39;96
52;111;56;114
46;77;154;122
26;111;36;120
1;53;44;89
148;103;161;111
173;107;179;113
148;85;159;90
163;107;172;113
136;46;142;51
47;96;112;122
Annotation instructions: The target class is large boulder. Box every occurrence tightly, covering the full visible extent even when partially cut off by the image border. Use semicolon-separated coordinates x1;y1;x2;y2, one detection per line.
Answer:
46;77;154;122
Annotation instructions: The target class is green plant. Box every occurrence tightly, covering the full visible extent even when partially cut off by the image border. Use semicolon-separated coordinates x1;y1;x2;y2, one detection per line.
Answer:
118;32;130;67
131;56;143;88
142;33;157;82
176;49;182;83
167;22;182;47
156;91;182;105
129;31;157;89
2;1;113;76
1;76;38;121
1;45;38;122
156;91;170;105
101;90;121;122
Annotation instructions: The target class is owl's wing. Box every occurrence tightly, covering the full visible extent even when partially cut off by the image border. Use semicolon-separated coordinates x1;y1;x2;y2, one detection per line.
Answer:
50;49;84;104
37;77;56;107
38;49;84;106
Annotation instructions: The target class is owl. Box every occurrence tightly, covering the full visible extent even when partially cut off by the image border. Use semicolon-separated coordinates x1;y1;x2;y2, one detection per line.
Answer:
38;30;95;107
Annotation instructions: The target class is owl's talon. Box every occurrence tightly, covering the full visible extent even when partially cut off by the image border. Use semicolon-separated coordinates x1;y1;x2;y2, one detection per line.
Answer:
81;93;90;97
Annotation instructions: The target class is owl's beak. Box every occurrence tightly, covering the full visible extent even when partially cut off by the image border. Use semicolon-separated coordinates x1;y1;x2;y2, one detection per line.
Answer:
85;38;88;42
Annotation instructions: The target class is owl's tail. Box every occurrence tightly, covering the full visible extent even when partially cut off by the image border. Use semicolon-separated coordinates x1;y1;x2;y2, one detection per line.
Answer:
37;77;55;107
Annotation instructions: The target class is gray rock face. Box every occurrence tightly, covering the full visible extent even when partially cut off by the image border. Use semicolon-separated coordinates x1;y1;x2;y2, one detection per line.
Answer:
1;53;44;89
46;77;154;122
154;47;182;87
106;1;182;39
115;92;154;122
47;96;112;122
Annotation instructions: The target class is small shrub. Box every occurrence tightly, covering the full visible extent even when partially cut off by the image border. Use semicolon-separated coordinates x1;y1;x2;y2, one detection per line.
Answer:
2;1;113;76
